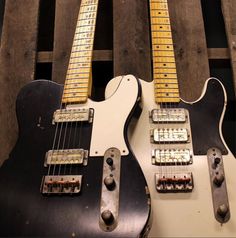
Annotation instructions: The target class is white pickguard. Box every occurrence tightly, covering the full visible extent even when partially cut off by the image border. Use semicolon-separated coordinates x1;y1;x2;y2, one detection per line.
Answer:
71;74;139;157
106;77;236;237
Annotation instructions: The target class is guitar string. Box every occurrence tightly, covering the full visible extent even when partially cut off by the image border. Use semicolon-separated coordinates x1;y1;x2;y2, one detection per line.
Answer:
53;1;87;177
63;1;98;177
63;2;95;177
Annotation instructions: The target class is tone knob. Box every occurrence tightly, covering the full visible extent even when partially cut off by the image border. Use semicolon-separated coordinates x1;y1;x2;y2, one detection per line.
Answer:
101;210;114;225
217;204;229;218
104;176;116;190
213;173;225;186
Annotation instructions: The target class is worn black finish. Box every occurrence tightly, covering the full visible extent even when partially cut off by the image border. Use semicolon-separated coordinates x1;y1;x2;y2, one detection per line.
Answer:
0;80;150;237
179;78;228;155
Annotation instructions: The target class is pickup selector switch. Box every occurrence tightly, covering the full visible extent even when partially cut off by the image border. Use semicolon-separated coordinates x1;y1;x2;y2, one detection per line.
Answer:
106;157;114;167
104;176;116;190
214;157;221;165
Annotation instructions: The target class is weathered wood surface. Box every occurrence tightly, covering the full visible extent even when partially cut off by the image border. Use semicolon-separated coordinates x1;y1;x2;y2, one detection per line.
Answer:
221;0;236;96
0;0;40;165
113;0;152;82
52;0;81;84
168;0;210;101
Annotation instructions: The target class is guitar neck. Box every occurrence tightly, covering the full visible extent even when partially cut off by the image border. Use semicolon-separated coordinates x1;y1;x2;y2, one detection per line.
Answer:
150;0;180;104
62;0;99;104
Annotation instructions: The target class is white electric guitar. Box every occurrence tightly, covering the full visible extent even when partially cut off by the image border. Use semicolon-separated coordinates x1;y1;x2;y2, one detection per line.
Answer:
106;0;236;237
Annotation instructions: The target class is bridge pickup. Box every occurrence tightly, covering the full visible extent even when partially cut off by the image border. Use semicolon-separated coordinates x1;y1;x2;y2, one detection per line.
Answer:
151;108;186;123
44;149;88;166
155;172;193;193
52;108;93;124
41;175;82;194
152;149;192;165
151;128;189;143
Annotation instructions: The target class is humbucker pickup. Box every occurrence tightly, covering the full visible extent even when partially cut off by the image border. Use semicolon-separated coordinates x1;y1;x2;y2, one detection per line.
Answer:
150;108;186;123
151;128;189;143
155;172;193;193
52;108;93;124
44;149;88;166
152;149;192;165
41;175;82;194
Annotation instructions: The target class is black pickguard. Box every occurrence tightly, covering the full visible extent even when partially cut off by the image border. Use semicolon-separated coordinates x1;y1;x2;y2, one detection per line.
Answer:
0;80;150;237
175;78;228;155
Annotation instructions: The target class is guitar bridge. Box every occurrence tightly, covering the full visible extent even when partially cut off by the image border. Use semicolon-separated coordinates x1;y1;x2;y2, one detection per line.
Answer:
41;175;82;195
155;172;193;193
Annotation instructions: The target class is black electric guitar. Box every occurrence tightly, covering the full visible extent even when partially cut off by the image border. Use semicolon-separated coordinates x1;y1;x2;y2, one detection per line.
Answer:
0;0;151;237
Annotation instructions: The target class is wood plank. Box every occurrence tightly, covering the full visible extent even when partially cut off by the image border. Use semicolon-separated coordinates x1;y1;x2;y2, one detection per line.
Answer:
221;0;236;94
52;0;81;84
168;0;210;101
208;48;230;59
113;0;152;82
0;0;40;164
38;50;112;63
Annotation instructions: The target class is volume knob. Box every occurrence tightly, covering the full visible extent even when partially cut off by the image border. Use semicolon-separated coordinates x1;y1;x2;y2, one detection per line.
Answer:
101;210;114;225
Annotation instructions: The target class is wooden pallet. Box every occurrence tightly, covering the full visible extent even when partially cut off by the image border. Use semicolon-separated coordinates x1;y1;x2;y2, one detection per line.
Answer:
0;0;235;164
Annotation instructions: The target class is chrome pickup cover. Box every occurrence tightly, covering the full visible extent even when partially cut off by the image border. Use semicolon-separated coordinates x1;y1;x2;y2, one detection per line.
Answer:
152;149;192;165
151;128;189;143
41;175;82;194
52;108;93;124
151;108;186;123
155;172;193;193
44;149;88;166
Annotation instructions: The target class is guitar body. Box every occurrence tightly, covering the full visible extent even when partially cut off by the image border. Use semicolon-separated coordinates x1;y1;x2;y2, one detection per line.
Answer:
0;75;151;237
106;77;236;237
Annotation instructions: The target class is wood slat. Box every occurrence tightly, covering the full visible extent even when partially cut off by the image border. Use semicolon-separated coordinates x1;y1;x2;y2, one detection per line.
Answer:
52;0;81;84
0;0;40;164
208;48;230;59
113;0;152;82
221;0;236;95
168;0;210;101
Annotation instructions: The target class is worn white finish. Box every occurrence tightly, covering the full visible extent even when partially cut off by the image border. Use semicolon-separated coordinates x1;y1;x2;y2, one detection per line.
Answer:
106;77;236;237
72;74;139;157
